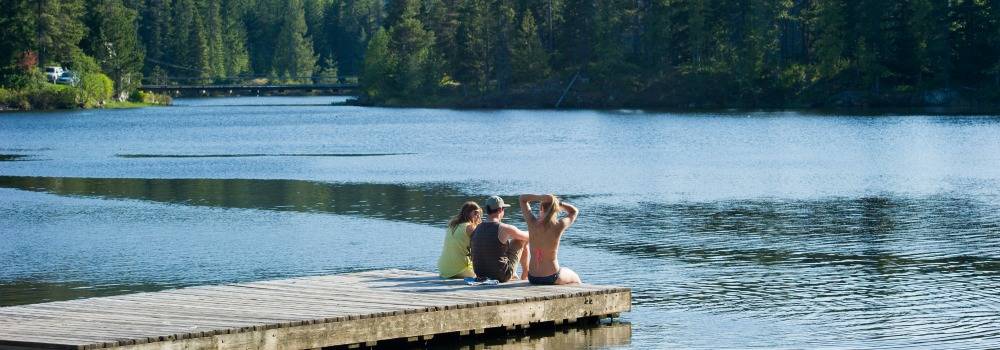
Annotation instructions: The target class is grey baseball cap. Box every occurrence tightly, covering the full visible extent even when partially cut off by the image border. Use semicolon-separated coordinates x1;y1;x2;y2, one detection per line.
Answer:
483;195;511;211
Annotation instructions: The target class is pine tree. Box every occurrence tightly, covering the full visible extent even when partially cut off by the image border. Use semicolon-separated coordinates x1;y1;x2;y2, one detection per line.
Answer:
881;0;921;87
170;0;210;81
246;0;283;76
810;0;849;80
511;9;550;85
0;0;36;75
272;0;317;82
721;0;784;100
950;0;996;86
221;0;250;78
591;0;631;77
315;57;339;83
524;0;564;51
139;0;171;77
361;28;394;101
924;0;952;87
204;1;226;79
641;0;673;69
491;1;515;91
190;13;210;83
688;0;709;66
990;0;1000;86
324;0;383;76
455;0;490;94
304;0;329;62
558;0;596;67
420;0;459;76
87;0;145;99
388;10;439;98
33;0;88;65
852;0;890;93
384;0;420;28
907;0;933;86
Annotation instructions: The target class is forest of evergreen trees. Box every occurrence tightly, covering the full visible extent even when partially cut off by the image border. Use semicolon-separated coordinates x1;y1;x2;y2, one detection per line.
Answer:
2;0;1000;108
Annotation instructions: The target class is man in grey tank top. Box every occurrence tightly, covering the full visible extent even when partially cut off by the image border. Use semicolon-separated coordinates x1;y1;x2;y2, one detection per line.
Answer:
470;195;530;282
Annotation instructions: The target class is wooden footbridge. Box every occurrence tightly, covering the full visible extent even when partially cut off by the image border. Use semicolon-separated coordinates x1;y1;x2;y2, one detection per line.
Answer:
138;83;358;95
0;270;631;350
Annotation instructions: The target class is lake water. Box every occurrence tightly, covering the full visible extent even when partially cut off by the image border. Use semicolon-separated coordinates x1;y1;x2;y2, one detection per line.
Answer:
2;96;1000;349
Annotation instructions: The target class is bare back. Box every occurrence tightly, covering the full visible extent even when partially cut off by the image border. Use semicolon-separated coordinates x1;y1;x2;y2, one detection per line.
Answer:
525;218;569;277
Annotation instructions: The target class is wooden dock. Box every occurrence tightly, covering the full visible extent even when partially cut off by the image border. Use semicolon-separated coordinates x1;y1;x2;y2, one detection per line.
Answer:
0;270;631;350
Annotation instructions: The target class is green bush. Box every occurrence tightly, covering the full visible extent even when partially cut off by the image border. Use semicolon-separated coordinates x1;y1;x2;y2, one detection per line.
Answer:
26;84;79;109
128;90;146;102
1;84;80;110
79;73;114;107
68;52;101;75
0;88;15;104
0;88;24;109
129;90;172;105
1;67;48;90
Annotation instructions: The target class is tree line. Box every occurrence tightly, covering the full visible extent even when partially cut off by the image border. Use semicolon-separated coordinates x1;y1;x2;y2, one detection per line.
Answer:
0;0;374;96
2;0;999;108
363;0;1000;107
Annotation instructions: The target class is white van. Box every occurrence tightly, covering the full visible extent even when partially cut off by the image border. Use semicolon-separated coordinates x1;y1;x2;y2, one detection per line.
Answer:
44;66;64;83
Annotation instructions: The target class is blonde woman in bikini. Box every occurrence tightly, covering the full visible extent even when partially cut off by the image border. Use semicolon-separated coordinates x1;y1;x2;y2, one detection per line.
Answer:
519;194;582;285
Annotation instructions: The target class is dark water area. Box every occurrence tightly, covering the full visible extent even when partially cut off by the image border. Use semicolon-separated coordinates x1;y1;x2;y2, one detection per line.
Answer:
2;97;1000;349
0;155;28;161
116;153;415;158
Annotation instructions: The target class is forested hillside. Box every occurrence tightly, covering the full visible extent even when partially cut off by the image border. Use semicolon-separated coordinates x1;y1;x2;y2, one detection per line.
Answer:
3;0;1000;108
363;0;1000;107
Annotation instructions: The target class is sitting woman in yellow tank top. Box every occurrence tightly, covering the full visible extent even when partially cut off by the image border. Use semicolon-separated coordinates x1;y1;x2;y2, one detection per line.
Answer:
437;202;482;278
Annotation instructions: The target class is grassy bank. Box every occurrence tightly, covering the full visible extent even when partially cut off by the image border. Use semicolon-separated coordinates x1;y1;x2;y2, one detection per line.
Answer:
103;101;161;109
0;84;171;111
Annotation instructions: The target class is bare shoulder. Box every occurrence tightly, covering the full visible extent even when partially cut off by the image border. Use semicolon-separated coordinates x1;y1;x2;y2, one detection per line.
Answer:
498;222;519;232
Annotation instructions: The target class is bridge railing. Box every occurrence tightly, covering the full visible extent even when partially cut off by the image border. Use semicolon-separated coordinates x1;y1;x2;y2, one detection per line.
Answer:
142;76;359;86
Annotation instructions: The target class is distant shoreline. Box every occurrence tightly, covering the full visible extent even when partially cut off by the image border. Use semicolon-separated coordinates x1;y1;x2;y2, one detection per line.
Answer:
350;76;1000;112
347;94;1000;115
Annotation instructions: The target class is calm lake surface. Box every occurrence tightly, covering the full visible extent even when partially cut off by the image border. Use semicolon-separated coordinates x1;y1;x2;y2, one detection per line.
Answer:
2;96;1000;349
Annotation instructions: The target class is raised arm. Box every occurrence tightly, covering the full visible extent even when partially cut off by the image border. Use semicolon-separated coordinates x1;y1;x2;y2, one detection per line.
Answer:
520;194;552;204
500;223;530;242
560;202;579;227
518;194;540;221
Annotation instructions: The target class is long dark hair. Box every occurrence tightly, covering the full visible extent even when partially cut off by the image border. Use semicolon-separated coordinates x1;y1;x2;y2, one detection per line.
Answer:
448;201;481;230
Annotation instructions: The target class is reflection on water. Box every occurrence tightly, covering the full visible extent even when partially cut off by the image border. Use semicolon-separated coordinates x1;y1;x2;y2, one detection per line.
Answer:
0;154;28;161
0;280;165;306
0;176;562;227
424;322;631;350
0;185;455;306
0;176;473;225
170;96;352;106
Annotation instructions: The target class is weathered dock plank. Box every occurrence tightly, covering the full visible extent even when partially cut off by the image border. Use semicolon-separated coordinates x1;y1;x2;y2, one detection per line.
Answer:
0;270;631;350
